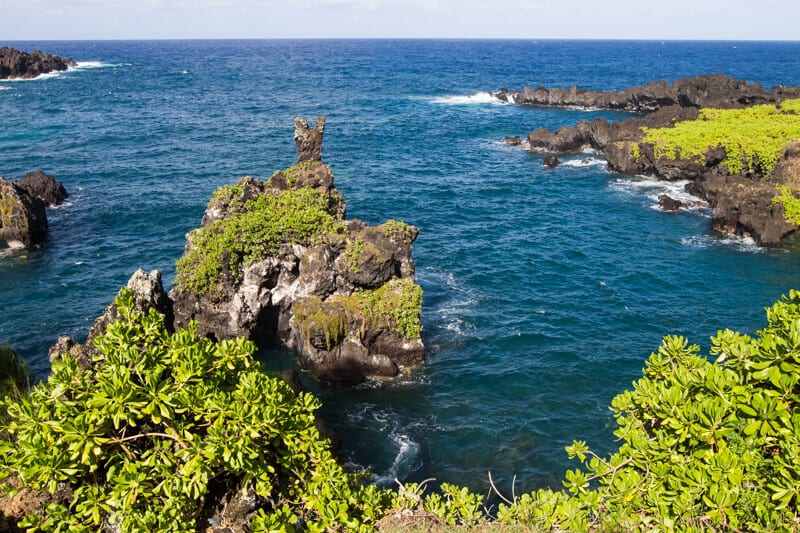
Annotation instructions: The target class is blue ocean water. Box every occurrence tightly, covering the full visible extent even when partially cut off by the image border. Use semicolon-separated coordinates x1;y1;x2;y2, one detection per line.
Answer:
2;39;800;494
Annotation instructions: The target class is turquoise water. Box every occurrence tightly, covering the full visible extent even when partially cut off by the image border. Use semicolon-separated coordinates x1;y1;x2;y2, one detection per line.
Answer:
2;40;800;493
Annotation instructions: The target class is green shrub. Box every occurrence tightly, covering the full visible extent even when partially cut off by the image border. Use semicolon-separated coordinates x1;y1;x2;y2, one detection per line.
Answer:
772;185;800;226
176;186;345;296
494;290;800;531
0;289;390;532
641;99;800;176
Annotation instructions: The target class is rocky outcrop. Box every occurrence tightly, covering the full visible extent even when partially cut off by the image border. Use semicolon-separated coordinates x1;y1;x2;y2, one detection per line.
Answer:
0;172;69;248
0;178;48;248
49;269;174;367
170;118;424;383
504;75;800;246
18;170;69;207
294;116;326;163
0;47;76;80
495;74;800;112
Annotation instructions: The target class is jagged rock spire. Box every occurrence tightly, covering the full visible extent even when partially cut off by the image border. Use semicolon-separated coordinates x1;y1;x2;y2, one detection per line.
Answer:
294;116;325;163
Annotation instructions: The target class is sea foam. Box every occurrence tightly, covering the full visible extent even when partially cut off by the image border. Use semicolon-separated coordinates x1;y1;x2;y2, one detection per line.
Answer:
430;92;507;105
610;176;708;213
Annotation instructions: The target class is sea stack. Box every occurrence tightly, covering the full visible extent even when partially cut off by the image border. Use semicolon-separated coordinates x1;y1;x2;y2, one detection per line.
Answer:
169;117;425;383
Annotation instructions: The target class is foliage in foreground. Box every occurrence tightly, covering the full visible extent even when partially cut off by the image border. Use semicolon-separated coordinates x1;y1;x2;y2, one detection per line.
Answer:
641;98;800;176
4;289;800;531
0;290;392;532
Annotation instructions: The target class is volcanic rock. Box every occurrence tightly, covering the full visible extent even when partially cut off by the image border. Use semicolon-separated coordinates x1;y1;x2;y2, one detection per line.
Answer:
0;178;48;248
0;47;76;80
294;116;326;163
171;118;424;383
18;170;68;207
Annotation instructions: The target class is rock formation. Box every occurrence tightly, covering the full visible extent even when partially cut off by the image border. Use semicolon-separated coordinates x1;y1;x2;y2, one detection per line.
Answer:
0;171;68;248
494;73;800;112
294;116;326;163
499;75;800;246
170;117;424;383
0;47;76;80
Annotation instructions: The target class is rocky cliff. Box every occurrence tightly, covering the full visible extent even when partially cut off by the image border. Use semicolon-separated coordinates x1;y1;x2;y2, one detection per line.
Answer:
499;75;800;246
0;47;76;80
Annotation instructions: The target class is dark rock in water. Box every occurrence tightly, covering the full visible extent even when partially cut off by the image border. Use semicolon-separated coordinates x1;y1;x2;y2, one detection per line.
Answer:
701;175;796;246
294;116;325;163
171;118;424;383
49;269;174;366
658;195;685;212
0;47;76;80
543;154;560;168
503;136;522;146
0;178;48;248
18;170;68;207
502;73;800;112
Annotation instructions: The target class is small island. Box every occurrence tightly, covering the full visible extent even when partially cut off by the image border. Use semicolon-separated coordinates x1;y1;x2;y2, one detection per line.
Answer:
498;74;800;246
0;47;76;80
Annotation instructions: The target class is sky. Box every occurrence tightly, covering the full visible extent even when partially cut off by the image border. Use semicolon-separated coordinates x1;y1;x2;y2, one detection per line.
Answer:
1;0;798;41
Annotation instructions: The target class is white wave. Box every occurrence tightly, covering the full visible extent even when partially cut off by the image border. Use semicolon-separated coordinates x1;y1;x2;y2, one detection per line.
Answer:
75;61;122;69
430;92;508;105
561;156;606;168
610;175;708;212
0;86;10;91
680;234;766;253
372;433;422;486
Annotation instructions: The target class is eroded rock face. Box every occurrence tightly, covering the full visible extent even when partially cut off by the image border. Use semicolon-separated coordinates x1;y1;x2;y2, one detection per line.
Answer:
294;116;326;163
0;47;76;80
171;118;424;383
0;178;48;248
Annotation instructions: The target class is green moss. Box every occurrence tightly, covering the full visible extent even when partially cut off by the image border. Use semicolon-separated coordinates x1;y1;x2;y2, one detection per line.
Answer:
344;238;366;274
293;278;423;349
176;186;345;295
772;185;800;225
629;141;641;161
0;186;17;229
384;219;415;245
641;99;800;176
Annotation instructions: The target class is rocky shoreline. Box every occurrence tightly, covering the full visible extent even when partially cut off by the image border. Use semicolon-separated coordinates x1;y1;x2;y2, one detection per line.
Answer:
497;74;800;246
0;47;76;80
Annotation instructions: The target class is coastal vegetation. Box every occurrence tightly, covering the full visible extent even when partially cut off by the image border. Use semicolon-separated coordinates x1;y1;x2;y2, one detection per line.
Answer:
175;186;345;295
4;288;800;530
641;99;800;176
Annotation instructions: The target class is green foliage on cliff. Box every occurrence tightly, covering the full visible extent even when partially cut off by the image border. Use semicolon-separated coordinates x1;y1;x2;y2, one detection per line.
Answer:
294;277;424;350
641;99;800;176
0;290;393;532
384;219;415;245
176;186;345;295
5;289;800;531
773;185;800;226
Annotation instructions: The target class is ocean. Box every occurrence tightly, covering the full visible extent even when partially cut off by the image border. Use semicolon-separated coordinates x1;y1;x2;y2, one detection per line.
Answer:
2;39;800;494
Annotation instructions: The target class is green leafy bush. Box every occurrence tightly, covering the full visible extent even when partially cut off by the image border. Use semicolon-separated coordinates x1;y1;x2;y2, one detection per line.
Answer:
773;185;800;226
494;290;800;531
0;290;391;532
641;99;800;175
176;186;345;295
